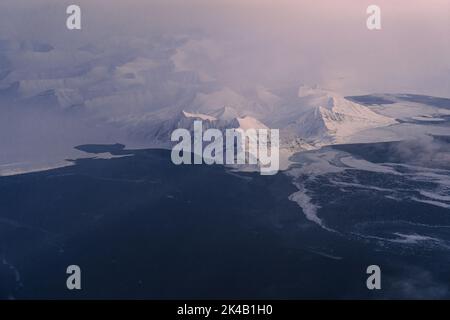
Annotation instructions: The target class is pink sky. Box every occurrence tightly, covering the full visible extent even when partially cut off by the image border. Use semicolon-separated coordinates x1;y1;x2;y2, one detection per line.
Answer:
0;0;448;96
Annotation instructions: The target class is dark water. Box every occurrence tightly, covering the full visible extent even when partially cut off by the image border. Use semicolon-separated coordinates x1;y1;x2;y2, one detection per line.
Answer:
346;95;396;106
347;94;450;109
0;144;449;299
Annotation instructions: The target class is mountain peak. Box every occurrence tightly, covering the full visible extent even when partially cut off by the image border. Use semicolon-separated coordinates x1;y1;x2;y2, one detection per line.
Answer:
212;106;241;121
235;116;269;130
181;110;217;121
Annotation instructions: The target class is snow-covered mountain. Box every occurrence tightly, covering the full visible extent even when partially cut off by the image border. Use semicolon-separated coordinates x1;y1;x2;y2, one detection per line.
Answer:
1;33;447;176
135;85;397;146
0;35;398;150
117;106;269;145
271;86;397;145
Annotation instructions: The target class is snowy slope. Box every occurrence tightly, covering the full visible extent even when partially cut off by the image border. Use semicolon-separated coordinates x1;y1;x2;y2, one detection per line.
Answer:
1;32;447;176
119;107;269;145
275;86;397;144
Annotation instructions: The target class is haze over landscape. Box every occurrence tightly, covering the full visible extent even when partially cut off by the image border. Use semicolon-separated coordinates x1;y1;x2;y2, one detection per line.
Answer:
0;0;449;299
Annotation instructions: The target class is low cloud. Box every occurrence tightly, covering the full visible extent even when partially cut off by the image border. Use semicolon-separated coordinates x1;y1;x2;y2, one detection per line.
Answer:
389;135;450;169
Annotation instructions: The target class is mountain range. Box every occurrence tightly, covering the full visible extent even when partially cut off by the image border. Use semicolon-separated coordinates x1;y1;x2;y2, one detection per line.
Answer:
0;37;449;175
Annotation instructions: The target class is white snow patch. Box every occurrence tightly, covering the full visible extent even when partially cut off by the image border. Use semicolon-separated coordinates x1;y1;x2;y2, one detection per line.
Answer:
288;182;335;232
